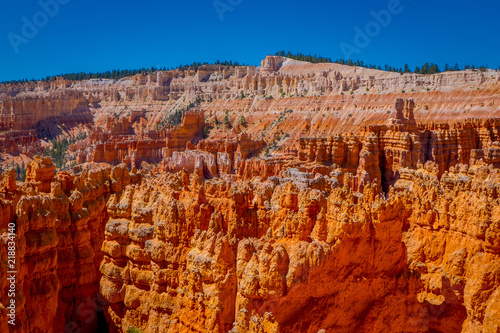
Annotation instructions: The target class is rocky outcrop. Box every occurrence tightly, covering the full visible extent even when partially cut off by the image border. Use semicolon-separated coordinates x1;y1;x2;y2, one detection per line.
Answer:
0;90;92;136
164;111;205;156
0;143;499;333
295;99;500;191
95;160;500;333
73;110;205;168
0;130;39;155
2;56;500;147
1;57;500;333
162;132;265;178
0;158;140;333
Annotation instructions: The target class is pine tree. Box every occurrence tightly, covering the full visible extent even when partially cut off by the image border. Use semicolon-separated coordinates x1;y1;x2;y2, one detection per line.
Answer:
239;115;246;125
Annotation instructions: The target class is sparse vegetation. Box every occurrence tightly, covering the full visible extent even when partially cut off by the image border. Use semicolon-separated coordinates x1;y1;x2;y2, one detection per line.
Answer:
202;126;210;139
275;51;490;75
15;163;26;181
239;115;246;126
224;111;232;128
2;52;492;86
158;97;204;128
43;132;88;169
237;91;250;100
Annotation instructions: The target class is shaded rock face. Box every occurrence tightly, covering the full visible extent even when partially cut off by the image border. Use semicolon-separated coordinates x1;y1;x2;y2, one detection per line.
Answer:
1;152;499;333
162;132;265;179
0;58;500;333
0;160;140;333
0;90;92;137
96;166;500;333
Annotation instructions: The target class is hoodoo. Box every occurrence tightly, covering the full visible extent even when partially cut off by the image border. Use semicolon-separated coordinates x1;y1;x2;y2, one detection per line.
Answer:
1;56;500;332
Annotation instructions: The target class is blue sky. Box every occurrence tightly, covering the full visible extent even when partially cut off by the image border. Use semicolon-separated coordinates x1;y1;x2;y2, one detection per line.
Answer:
0;0;498;81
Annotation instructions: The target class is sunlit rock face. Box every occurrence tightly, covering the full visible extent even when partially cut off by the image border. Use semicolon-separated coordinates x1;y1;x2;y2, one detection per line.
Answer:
1;56;500;142
1;56;500;333
1;142;499;332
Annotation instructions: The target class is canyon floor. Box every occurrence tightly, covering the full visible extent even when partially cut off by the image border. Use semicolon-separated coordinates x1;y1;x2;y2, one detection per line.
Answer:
1;56;500;333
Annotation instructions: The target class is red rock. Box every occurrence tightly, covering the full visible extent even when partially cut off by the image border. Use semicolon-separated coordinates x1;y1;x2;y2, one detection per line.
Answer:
1;57;500;333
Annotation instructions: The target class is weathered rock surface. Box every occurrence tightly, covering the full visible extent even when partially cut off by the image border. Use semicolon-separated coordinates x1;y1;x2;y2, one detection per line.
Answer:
1;56;500;333
72;110;205;168
2;56;500;145
0;159;140;333
1;149;499;332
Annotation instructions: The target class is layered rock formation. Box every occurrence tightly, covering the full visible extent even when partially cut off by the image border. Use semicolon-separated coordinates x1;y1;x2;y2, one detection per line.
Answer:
1;56;500;333
0;157;140;333
89;157;500;333
72;110;205;168
1;143;499;332
2;56;500;146
294;99;500;192
162;132;265;178
0;89;92;136
0;130;39;156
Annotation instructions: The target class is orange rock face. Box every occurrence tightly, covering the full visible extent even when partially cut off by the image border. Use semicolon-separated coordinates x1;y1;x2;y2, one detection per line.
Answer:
0;159;140;333
72;110;205;168
1;57;500;333
2;55;500;145
0;130;39;156
1;143;499;332
97;159;499;333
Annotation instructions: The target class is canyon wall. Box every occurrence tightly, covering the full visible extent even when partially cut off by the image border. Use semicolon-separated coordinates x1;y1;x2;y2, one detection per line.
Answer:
0;157;140;333
146;99;500;197
0;56;500;333
99;162;500;333
70;110;206;168
0;90;92;133
1;152;499;332
1;56;500;142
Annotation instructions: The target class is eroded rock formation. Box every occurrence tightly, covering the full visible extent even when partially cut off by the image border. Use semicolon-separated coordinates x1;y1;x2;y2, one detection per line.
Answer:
71;110;206;168
0;157;140;333
1;141;499;332
2;56;500;146
295;99;500;192
1;56;500;333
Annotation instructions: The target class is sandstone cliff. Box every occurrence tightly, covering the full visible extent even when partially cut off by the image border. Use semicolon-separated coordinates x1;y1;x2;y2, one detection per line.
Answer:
2;56;500;142
1;149;499;332
1;56;500;333
0;157;141;333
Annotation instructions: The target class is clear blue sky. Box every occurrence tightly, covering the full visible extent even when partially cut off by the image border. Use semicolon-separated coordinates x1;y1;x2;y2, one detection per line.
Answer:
0;0;498;82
